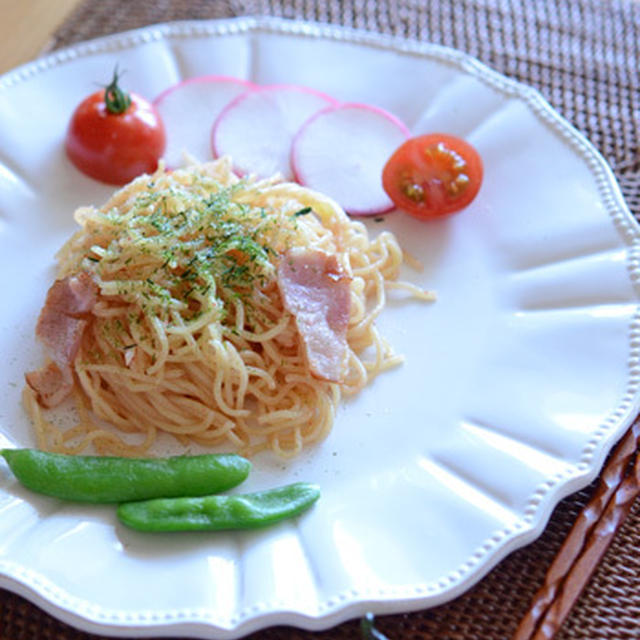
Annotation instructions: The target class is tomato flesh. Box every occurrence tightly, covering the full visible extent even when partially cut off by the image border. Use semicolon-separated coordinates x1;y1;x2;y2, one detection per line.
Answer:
65;90;166;185
382;134;483;220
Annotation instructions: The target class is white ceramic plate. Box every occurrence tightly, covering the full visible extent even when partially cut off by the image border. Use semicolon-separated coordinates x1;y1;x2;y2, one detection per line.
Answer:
0;17;639;639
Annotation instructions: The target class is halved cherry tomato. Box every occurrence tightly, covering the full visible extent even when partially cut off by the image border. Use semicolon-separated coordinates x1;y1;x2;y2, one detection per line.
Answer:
382;133;483;220
65;69;166;185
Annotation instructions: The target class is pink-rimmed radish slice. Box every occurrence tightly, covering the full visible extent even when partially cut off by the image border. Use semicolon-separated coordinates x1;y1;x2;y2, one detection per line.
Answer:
291;103;410;215
154;76;253;168
212;84;338;180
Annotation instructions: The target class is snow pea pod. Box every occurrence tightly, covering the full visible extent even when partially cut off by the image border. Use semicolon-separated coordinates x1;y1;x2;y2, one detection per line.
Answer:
117;481;320;532
1;448;251;503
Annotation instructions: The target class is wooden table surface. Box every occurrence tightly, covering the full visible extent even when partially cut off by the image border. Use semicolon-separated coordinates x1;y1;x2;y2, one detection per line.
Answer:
0;0;83;76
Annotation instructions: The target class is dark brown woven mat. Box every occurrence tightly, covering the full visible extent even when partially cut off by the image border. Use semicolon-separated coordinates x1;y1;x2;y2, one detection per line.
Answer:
2;1;639;639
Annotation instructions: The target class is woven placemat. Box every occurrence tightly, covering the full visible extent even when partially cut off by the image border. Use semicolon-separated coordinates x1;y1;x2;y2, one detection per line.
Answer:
1;1;639;639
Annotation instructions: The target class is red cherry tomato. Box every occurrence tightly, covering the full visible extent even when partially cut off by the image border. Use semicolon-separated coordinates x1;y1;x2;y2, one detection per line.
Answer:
65;70;166;185
382;133;483;220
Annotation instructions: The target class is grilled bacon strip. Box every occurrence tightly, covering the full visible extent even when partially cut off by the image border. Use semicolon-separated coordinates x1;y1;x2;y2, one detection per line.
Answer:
25;273;97;408
277;248;351;383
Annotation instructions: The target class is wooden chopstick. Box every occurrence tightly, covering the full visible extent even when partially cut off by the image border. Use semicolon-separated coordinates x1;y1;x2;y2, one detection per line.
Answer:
513;417;640;640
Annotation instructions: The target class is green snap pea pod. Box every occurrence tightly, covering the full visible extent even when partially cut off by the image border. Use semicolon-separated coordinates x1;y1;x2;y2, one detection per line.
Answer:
117;481;320;532
0;448;251;503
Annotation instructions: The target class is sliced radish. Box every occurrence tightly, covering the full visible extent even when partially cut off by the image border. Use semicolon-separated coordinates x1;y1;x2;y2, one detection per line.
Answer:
291;103;410;215
212;84;337;180
154;75;253;168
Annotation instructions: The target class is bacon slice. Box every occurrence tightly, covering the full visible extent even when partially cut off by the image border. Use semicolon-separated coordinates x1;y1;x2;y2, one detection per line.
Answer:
25;273;97;408
25;362;75;409
277;248;351;383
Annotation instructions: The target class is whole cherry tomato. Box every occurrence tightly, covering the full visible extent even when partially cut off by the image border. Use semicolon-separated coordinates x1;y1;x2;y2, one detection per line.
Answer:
382;133;483;220
65;69;166;185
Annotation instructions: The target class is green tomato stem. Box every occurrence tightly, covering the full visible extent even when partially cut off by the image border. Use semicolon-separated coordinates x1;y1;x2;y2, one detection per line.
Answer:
104;66;132;114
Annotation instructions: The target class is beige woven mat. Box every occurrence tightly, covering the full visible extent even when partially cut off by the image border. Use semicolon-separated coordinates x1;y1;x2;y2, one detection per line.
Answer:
1;1;639;639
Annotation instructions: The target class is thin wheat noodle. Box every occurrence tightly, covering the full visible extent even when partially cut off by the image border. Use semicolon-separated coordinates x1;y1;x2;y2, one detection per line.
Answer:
26;158;433;457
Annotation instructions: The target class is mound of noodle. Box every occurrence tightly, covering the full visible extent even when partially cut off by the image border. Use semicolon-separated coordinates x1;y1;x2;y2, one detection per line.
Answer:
25;158;433;458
